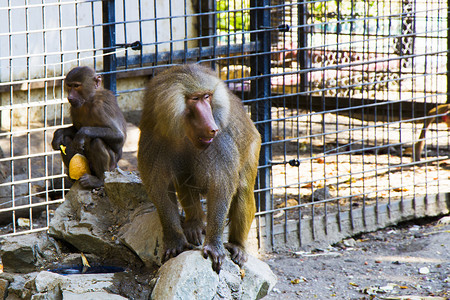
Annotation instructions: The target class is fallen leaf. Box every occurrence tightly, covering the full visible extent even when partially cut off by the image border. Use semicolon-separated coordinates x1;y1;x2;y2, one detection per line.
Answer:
81;252;91;268
291;277;307;284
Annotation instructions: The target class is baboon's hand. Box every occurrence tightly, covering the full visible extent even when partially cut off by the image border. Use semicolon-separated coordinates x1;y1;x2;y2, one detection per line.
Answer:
163;238;194;262
225;242;248;267
202;242;226;274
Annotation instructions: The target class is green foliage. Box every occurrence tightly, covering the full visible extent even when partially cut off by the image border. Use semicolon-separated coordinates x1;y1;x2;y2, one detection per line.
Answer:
311;0;380;22
217;0;250;32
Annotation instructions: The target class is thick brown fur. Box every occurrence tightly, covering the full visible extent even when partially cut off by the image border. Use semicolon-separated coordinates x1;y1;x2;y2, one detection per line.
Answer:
52;66;127;188
138;64;261;273
413;104;450;162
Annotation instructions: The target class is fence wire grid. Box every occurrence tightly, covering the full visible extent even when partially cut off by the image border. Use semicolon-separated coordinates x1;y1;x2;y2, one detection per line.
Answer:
0;0;449;251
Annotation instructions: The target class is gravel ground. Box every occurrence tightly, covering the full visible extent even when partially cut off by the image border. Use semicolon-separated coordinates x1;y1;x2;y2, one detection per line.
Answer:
262;216;450;300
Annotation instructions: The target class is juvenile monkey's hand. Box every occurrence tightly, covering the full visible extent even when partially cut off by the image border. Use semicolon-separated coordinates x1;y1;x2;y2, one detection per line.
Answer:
51;129;65;150
202;242;226;274
72;134;86;152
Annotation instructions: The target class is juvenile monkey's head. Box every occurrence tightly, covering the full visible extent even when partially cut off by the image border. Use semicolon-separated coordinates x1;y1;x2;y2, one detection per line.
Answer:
145;64;230;149
65;66;101;108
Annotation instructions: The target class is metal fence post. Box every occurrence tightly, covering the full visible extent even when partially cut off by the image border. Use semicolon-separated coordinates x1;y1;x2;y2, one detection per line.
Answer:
250;0;272;250
102;0;117;93
448;0;450;104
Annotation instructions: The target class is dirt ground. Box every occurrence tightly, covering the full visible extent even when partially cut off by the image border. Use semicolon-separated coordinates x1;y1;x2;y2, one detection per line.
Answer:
262;216;450;300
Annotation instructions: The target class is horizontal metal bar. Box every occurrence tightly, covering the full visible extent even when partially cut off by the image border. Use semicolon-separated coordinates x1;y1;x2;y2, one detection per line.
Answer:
0;199;65;213
0;151;62;164
0;227;49;238
0;0;101;11
0;99;66;111
116;43;258;67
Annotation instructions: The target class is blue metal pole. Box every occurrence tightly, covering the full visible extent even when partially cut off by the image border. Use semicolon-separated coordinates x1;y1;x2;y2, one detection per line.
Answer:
251;0;272;249
102;0;117;94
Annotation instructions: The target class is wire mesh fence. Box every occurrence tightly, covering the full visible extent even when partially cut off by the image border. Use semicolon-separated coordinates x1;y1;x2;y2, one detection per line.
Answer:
0;0;448;251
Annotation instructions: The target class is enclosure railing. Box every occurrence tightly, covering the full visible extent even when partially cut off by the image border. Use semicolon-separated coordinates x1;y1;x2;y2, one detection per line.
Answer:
0;1;448;252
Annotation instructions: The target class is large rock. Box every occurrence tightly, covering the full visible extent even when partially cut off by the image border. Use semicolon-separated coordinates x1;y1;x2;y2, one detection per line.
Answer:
241;255;278;299
0;232;60;273
35;271;115;293
0;268;151;300
151;251;277;300
49;170;159;267
119;210;164;267
104;170;149;210
48;181;139;266
0;234;37;273
33;271;129;299
1;272;37;300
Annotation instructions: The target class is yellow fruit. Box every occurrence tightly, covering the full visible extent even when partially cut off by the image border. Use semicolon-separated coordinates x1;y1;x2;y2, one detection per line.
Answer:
69;154;91;180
